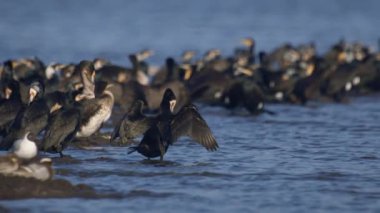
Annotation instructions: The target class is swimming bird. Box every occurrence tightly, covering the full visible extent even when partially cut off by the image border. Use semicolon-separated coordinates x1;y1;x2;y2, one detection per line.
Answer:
11;132;38;160
111;100;154;144
128;88;219;161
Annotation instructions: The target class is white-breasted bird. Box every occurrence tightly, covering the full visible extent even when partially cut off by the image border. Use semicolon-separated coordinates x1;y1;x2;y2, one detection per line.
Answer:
11;132;38;160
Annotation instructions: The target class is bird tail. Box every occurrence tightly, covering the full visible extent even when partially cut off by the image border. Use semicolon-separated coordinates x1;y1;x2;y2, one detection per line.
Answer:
127;146;138;154
263;109;276;115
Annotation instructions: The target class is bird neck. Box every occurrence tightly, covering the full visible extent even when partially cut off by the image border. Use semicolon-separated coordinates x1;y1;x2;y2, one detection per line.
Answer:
102;89;114;100
99;90;114;108
160;105;172;116
249;43;256;64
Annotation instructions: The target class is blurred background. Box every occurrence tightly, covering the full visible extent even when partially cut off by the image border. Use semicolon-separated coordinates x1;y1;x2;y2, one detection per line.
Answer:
1;1;380;212
0;0;379;64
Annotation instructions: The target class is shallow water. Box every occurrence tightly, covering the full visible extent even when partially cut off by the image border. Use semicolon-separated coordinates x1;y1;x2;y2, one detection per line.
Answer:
1;1;380;212
1;96;380;212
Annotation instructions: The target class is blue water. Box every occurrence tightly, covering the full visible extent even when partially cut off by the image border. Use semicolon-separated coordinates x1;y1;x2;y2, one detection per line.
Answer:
1;0;379;64
1;1;380;212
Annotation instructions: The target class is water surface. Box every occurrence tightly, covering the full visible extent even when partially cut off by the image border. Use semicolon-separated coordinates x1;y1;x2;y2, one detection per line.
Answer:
1;1;380;212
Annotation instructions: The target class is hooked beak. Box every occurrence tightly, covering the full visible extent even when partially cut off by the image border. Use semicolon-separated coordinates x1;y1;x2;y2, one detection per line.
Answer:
169;100;176;113
28;88;37;104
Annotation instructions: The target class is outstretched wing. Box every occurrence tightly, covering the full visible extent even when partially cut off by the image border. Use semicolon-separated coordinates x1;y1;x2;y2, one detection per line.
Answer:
170;104;218;151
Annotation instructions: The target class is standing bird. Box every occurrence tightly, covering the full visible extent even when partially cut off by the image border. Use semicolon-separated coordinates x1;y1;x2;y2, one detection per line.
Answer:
0;81;49;150
0;79;23;136
43;105;81;157
128;88;219;161
74;62;114;138
111;100;154;144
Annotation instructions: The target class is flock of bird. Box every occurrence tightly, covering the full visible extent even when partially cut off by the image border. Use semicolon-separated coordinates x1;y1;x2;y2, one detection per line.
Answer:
0;38;380;181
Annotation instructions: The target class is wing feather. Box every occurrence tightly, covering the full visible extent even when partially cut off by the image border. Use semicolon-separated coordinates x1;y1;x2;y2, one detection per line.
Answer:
171;104;219;151
43;108;80;151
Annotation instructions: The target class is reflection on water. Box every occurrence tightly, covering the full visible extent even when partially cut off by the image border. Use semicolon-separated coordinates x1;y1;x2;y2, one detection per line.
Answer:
1;1;380;212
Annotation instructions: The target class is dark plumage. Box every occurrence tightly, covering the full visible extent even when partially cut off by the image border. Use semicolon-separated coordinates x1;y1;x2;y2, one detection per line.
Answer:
111;100;153;144
0;81;49;150
128;89;218;160
170;104;219;151
0;80;23;136
43;106;81;157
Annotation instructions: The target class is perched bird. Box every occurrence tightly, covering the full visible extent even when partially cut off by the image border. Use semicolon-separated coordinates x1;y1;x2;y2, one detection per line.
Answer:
128;88;219;161
111;100;154;144
11;132;38;160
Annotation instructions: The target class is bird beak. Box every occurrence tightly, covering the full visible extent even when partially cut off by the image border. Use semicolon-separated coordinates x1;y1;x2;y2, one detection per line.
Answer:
50;103;62;113
306;64;315;76
28;88;37;104
144;50;154;58
169;100;177;113
241;38;253;47
184;66;193;80
5;87;12;99
75;94;84;102
338;52;346;63
74;82;83;90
